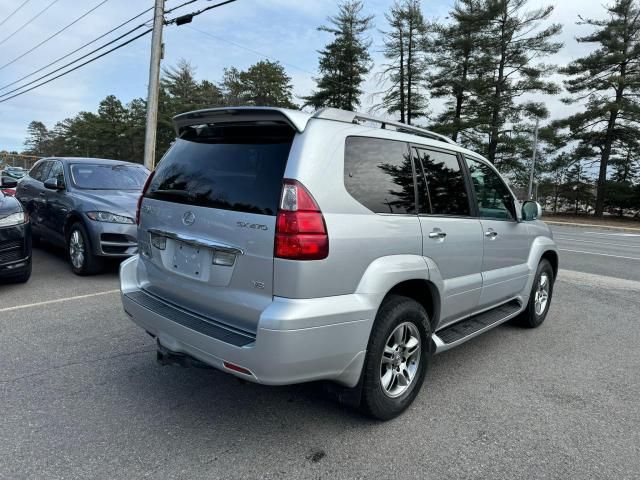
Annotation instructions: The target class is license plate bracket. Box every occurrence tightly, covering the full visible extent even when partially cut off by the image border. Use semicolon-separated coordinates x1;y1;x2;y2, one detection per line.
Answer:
171;241;205;278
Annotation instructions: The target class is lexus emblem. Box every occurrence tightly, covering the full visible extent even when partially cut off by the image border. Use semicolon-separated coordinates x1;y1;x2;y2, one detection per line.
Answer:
182;211;196;226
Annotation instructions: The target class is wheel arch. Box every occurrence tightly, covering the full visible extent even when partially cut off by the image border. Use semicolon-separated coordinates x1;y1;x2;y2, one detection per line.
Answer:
541;249;558;279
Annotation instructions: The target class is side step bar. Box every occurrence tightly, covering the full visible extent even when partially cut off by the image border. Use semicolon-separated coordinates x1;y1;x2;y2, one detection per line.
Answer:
432;299;522;354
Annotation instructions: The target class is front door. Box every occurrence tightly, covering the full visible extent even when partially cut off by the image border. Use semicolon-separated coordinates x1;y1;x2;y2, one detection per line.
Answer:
41;160;68;245
414;147;484;326
464;156;532;308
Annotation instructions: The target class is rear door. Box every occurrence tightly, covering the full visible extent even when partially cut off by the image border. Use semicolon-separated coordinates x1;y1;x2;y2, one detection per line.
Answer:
464;156;532;307
138;123;294;335
414;147;484;326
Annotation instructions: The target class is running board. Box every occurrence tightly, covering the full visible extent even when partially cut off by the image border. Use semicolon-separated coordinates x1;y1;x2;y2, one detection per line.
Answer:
432;299;522;353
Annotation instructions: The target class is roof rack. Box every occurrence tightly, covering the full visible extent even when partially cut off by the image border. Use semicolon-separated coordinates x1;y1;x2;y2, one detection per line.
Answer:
312;108;457;145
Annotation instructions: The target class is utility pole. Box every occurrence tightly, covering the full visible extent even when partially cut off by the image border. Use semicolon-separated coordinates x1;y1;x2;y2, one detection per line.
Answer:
527;116;539;200
143;0;165;171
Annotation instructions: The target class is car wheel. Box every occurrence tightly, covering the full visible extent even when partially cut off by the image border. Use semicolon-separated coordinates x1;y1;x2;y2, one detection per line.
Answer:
67;222;103;275
516;259;555;328
360;295;430;420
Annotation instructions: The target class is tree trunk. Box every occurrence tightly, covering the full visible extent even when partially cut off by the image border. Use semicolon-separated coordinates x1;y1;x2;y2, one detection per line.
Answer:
487;11;507;164
406;18;414;125
399;27;405;124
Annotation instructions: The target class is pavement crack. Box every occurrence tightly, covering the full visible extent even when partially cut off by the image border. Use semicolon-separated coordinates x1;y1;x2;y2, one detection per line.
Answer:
0;347;155;385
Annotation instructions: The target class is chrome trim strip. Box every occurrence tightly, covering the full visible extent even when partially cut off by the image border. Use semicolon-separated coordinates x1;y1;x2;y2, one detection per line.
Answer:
100;241;137;247
147;229;244;255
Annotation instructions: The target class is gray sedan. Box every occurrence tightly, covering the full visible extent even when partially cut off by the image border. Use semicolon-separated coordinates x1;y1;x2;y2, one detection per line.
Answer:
16;157;149;275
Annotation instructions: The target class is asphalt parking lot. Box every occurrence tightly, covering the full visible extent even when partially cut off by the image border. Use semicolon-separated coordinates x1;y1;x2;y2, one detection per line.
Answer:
1;225;639;480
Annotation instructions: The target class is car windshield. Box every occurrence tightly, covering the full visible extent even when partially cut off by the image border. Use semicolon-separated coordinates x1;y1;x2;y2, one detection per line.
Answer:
71;164;148;190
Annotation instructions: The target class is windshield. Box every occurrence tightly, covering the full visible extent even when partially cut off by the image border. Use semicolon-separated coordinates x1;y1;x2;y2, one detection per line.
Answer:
71;164;148;190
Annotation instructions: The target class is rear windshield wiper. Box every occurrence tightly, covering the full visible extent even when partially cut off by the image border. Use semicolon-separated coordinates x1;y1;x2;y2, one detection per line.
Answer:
150;189;195;198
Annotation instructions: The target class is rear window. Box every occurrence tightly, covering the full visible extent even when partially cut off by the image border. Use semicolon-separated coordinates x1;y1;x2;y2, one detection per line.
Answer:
147;124;294;216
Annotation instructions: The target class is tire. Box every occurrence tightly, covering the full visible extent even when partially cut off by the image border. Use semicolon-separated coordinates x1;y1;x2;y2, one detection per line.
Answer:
360;295;431;420
516;259;554;328
67;222;103;275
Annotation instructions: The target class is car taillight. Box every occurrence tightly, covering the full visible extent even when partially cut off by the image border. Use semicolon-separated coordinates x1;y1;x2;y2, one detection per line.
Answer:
136;170;156;225
275;179;328;260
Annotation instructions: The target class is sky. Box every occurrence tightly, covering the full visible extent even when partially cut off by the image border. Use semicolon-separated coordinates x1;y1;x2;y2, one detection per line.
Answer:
0;0;609;153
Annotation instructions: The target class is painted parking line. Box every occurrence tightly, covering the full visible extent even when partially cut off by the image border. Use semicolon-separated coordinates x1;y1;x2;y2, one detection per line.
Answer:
0;289;120;313
554;236;640;248
583;232;640;237
559;249;640;261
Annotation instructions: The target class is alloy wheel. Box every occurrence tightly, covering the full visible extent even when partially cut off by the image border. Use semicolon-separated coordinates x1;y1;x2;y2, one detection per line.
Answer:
380;322;421;398
69;230;85;270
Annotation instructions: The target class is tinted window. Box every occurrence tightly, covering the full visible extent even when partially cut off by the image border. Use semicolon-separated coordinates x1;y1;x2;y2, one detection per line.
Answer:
147;124;294;216
465;157;515;220
344;137;415;214
71;164;148;190
415;148;470;216
47;161;64;183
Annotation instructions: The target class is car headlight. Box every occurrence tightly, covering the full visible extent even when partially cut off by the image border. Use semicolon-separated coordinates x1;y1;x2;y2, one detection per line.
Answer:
0;211;26;227
86;211;134;224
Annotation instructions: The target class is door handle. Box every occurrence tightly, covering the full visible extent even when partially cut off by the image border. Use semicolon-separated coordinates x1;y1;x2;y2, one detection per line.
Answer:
428;230;447;239
485;229;498;239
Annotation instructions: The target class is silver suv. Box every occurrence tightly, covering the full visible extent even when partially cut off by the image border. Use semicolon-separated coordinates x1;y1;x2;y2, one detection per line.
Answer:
121;107;558;419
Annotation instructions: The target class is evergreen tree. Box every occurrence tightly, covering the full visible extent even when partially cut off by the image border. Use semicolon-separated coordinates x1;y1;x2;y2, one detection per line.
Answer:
477;0;562;167
429;0;489;141
559;0;640;216
377;0;429;124
239;60;296;108
304;0;374;110
23;121;50;156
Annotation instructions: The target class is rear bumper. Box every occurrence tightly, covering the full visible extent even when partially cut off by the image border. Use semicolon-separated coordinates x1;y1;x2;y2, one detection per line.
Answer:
120;255;376;387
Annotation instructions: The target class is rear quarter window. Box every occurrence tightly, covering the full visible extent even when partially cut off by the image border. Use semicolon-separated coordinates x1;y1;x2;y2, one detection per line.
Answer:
147;124;294;216
344;137;415;214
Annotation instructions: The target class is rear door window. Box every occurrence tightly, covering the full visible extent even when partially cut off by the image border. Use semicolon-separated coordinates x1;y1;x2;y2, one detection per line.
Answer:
414;148;470;216
147;124;294;216
344;137;415;214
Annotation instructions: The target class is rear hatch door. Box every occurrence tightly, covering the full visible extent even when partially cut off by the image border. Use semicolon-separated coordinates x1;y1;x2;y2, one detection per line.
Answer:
138;120;296;335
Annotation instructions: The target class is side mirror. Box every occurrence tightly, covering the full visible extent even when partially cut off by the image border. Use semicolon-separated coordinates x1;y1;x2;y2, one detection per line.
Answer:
522;200;542;221
44;178;64;190
1;176;18;188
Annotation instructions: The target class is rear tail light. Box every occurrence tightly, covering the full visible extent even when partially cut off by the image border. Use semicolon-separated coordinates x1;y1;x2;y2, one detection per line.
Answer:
136;170;156;225
275;179;328;260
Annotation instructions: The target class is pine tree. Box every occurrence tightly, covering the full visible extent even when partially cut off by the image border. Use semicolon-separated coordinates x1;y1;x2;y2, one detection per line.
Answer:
377;0;429;124
239;60;296;108
478;0;562;167
429;0;489;141
23;121;50;156
559;0;640;216
304;0;374;111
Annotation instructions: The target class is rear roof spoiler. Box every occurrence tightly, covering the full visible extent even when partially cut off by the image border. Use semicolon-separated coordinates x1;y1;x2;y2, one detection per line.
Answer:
172;107;312;136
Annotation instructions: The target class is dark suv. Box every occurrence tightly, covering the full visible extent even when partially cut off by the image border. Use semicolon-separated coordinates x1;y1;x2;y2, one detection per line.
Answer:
17;158;149;275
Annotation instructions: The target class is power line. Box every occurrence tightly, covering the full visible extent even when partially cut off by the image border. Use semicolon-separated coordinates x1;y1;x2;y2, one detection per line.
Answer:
0;21;150;99
0;0;239;103
0;0;33;28
0;0;60;47
0;0;110;72
0;7;153;92
164;0;238;26
0;29;152;104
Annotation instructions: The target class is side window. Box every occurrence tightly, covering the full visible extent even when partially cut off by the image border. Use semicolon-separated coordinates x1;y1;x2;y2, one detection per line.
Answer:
47;161;65;184
414;148;470;216
30;161;50;182
465;157;515;220
344;137;416;214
